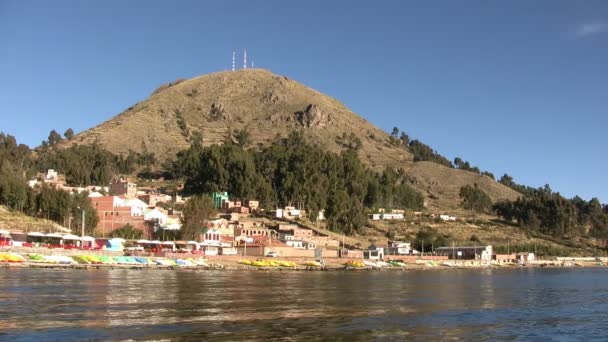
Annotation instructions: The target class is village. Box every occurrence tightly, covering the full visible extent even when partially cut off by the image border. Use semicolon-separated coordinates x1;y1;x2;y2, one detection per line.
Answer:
1;168;583;269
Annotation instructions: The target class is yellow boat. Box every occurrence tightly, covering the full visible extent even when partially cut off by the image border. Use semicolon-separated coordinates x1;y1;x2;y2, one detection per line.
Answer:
345;260;365;267
252;260;268;267
0;253;25;263
279;261;297;267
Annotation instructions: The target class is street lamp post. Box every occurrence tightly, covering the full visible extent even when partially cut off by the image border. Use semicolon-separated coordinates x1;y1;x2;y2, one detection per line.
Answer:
81;209;85;243
77;207;85;249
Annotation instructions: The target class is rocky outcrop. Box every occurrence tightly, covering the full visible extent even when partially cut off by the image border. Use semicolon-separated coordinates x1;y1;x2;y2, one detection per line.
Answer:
262;92;281;105
209;102;227;120
295;104;331;128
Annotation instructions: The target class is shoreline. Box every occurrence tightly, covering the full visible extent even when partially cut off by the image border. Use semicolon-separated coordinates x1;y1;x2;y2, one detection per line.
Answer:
2;259;605;272
3;247;606;272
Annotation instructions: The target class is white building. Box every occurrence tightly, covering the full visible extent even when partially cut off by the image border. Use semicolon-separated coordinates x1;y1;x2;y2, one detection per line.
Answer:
203;228;222;246
440;215;457;221
369;213;382;221
144;208;168;226
390;241;412;255
363;245;385;260
368;213;404;221
120;198;148;217
286;240;305;249
275;206;305;219
45;169;58;181
163;216;182;231
481;245;493;261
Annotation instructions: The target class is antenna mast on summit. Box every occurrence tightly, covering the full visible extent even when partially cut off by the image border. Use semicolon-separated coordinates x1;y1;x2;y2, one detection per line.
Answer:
232;51;236;71
243;49;247;69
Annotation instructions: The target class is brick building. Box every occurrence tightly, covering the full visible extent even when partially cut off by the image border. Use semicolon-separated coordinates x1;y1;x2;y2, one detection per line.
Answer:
110;178;137;197
89;196;149;237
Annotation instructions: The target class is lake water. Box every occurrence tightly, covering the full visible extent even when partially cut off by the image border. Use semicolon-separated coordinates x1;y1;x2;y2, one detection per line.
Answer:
2;267;608;341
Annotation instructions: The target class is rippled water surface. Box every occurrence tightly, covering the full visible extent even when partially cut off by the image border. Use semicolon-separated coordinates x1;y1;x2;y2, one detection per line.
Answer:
2;267;608;341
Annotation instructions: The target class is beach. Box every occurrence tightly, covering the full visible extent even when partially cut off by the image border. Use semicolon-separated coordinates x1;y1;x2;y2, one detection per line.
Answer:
2;247;605;272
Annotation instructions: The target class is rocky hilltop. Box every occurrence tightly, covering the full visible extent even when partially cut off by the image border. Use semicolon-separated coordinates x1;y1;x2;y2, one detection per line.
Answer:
67;69;520;210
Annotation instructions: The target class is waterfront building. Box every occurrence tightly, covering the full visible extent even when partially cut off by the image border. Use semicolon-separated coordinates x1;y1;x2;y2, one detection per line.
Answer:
363;244;385;260
435;245;493;260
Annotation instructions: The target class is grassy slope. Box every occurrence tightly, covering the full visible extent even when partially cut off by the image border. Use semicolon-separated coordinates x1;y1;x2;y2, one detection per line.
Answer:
63;69;520;211
270;212;596;256
0;205;69;233
363;215;598;257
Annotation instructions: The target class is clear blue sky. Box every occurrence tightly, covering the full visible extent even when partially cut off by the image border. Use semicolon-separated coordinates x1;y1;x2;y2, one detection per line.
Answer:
1;1;607;202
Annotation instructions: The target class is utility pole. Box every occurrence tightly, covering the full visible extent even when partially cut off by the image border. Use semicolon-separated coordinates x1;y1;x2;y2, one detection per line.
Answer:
80;208;85;250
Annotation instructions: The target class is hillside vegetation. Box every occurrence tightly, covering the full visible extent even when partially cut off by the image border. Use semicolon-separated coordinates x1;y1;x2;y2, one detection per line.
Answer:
64;69;520;210
0;205;69;233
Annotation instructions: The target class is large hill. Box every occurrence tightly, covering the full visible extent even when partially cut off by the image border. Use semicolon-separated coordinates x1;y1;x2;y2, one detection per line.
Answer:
67;69;519;210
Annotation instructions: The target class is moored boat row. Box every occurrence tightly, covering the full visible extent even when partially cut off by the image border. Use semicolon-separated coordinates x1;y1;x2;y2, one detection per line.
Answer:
1;252;212;268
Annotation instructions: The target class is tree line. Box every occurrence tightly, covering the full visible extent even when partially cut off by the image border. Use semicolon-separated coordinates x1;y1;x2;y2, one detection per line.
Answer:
390;127;496;179
459;178;608;247
36;129;158;186
166;131;424;235
493;185;608;243
6;126;608;244
0;132;98;234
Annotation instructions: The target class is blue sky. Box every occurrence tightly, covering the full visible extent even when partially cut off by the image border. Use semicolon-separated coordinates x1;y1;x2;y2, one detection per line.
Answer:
1;1;607;202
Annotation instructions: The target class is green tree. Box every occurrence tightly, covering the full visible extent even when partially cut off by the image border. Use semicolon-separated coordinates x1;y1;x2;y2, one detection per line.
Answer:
391;127;399;137
413;228;449;252
64;128;74;140
47;129;62;146
337;132;362;151
111;224;143;239
499;174;515;187
326;190;366;235
234;128;251;147
493;185;608;238
408;140;453;168
33;143;142;186
399;132;410;146
459;184;493;213
482;171;495;180
181;195;216;240
174;131;423;236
